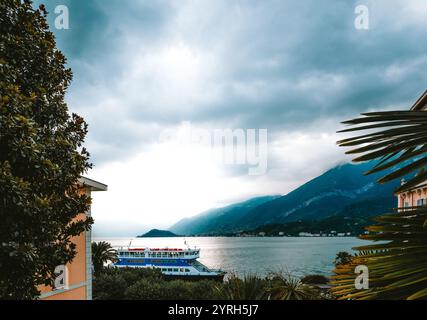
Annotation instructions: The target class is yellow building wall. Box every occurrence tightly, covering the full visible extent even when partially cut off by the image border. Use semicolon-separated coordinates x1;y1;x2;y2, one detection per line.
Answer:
38;191;90;300
398;186;427;208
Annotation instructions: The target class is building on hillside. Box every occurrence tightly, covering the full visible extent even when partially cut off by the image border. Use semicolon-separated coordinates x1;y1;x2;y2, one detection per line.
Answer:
397;179;427;209
38;177;107;300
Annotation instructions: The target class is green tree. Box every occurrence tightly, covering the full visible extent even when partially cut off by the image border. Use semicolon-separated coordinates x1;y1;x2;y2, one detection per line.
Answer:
334;252;354;267
125;278;167;300
267;272;319;300
0;0;92;299
92;242;117;277
332;107;427;300
92;273;127;300
213;273;269;300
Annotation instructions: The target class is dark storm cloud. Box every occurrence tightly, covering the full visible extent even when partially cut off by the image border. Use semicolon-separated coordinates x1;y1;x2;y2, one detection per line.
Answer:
37;0;427;166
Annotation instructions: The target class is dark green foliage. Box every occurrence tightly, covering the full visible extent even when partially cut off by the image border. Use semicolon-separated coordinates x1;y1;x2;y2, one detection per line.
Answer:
92;274;128;300
245;215;372;236
125;279;167;300
138;229;179;238
242;195;400;236
92;241;117;278
213;274;269;300
0;0;92;299
267;273;320;300
188;279;221;300
93;267;329;300
99;267;163;282
301;274;329;285
93;267;218;300
93;267;162;300
334;252;354;267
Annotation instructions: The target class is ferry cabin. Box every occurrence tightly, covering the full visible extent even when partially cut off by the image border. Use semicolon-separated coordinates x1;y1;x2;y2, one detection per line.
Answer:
114;247;220;278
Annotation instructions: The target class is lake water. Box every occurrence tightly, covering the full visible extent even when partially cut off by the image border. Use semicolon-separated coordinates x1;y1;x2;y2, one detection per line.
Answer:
94;236;368;277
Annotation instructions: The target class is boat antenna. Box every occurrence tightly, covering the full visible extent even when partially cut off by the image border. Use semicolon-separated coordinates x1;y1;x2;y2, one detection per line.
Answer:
128;239;133;248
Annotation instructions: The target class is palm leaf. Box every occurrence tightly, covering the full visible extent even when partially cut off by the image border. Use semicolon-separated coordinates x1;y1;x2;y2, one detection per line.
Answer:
333;108;427;300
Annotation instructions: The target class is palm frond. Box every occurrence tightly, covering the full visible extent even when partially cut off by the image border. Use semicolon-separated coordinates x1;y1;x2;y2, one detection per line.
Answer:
337;110;427;192
333;108;427;300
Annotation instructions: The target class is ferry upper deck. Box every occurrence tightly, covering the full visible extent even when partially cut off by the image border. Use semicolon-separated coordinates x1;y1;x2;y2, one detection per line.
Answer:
117;247;200;260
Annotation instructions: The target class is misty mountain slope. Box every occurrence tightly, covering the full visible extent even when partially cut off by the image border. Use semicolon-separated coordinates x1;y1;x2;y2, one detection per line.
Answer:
170;162;400;235
238;162;399;230
169;196;281;235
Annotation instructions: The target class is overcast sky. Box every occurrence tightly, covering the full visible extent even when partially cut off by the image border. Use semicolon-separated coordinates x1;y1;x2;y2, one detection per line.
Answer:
37;0;427;236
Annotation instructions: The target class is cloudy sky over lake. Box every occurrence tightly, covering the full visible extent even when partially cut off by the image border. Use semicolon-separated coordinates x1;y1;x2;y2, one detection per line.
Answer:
36;0;427;235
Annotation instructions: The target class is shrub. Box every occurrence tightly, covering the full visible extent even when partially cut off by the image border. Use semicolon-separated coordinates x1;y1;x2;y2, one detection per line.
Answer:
93;274;127;300
125;279;167;300
267;272;320;300
214;274;269;300
301;274;329;285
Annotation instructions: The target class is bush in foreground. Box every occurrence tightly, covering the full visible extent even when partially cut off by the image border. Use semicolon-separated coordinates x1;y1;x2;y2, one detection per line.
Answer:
93;267;332;300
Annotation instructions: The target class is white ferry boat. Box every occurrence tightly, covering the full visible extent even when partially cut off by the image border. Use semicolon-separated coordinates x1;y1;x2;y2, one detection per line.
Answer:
113;246;225;281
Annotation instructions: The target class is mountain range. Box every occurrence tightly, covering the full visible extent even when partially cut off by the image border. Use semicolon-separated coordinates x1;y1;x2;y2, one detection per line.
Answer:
169;162;401;236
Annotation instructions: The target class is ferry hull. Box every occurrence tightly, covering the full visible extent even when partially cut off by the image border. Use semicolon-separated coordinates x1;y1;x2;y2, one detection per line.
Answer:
164;273;225;282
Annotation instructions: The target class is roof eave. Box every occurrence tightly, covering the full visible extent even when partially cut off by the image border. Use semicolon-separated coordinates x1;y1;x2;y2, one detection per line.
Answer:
78;177;108;191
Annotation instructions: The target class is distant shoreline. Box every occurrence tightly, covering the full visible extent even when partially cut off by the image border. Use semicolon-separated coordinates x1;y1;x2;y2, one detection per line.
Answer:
94;235;359;239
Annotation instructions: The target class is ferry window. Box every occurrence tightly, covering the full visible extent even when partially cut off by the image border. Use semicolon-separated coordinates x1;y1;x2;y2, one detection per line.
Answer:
173;268;178;272
168;268;172;272
185;268;190;272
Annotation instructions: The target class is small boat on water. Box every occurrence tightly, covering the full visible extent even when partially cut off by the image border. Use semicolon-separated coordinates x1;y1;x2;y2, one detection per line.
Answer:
113;245;225;281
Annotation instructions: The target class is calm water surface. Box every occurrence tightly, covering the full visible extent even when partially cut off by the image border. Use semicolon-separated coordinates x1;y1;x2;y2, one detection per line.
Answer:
94;237;367;277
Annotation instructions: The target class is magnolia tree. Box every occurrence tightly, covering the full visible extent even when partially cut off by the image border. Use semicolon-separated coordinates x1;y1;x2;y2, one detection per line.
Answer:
0;0;93;299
